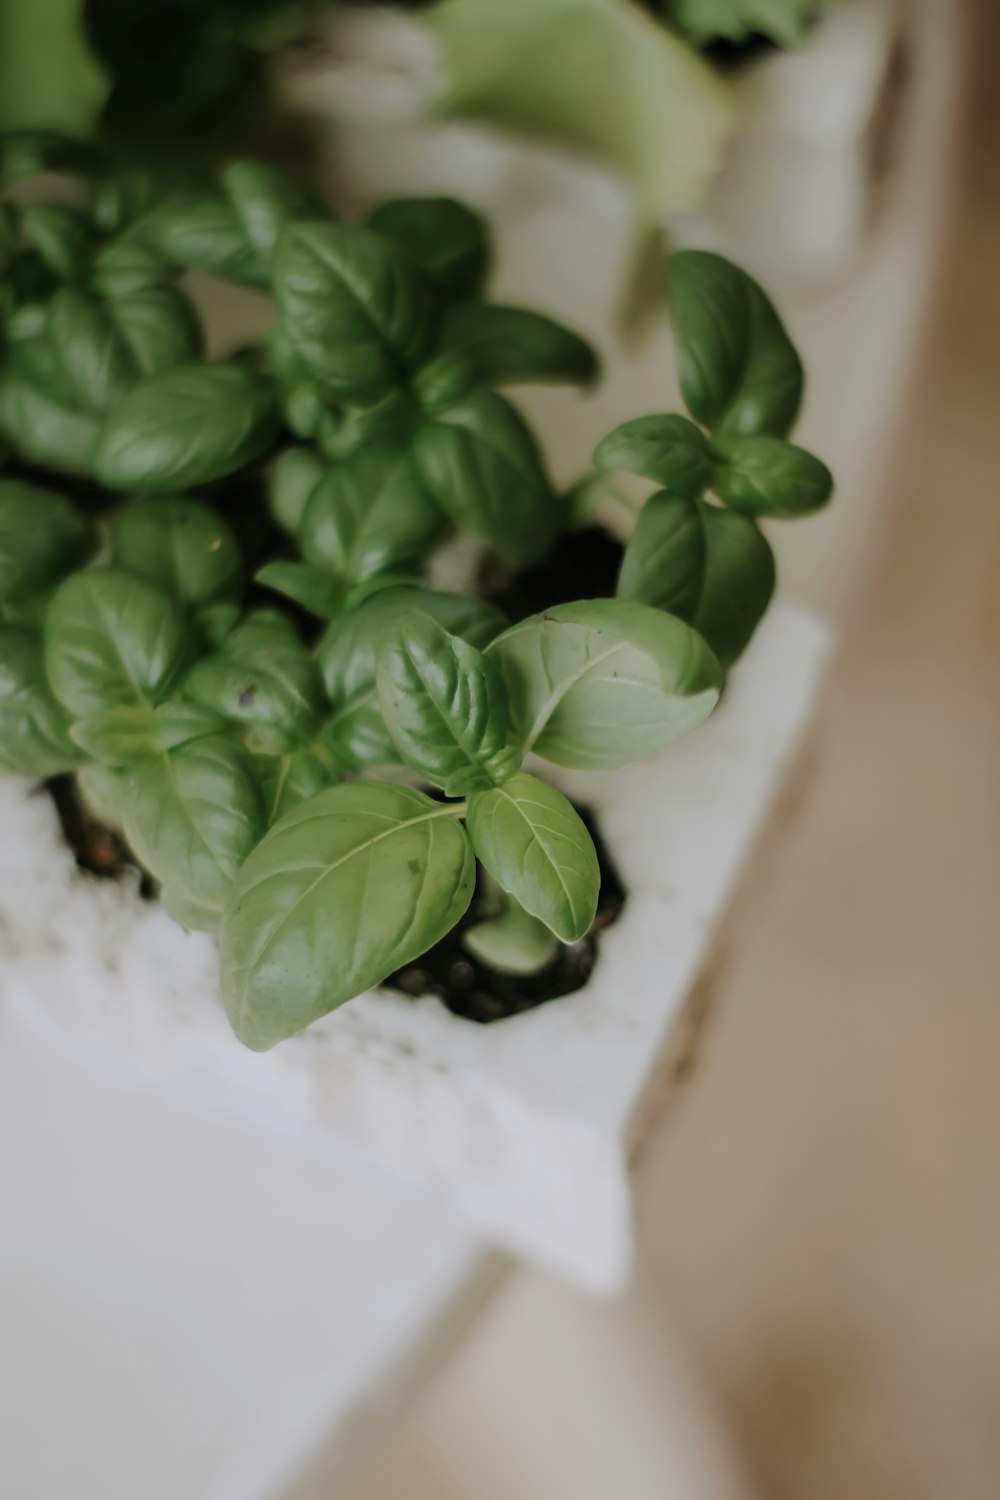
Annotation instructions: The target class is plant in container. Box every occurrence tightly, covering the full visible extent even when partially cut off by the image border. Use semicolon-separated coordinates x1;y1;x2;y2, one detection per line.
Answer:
0;133;831;1056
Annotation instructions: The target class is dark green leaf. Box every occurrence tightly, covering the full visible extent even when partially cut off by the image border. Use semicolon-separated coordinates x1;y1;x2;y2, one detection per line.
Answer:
0;479;98;601
0;624;81;775
0;131;99;190
254;560;345;620
319;585;507;772
221;161;323;267
48;285;203;414
95;363;281;491
184;616;325;753
273;221;434;404
112;496;244;609
488;596;720;768
134;192;265;286
220;781;475;1048
255;747;338;826
367;196;491;301
124;735;266;929
300;441;447;585
20;202;96;283
90;239;175;295
668;250;803;438
376;612;520;794
616;491;775;669
268;445;325;536
0;356;101;477
710;434;833;518
593;412;712;498
45;568;187;717
466;770;599;941
441;302;599;388
414;391;557;567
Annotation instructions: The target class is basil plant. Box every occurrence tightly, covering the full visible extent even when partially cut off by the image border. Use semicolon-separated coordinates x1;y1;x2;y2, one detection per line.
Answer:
0;132;831;1049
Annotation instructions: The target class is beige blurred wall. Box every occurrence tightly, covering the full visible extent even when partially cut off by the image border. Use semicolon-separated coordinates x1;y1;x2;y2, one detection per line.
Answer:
636;1;1000;1494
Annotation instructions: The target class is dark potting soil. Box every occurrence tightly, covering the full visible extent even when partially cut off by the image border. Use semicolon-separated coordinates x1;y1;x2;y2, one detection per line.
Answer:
484;525;624;623
43;774;156;896
385;799;626;1025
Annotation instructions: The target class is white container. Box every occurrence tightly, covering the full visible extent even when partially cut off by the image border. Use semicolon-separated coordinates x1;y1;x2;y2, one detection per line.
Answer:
0;602;830;1293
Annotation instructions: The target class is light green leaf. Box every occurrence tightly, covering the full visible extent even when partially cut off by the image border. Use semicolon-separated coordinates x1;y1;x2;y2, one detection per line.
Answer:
466;771;599;942
69;703;155;766
377;612;520;795
617;491;775;669
710;434;833;517
428;0;732;222
0;624;82;776
0;479;98;602
220;782;476;1049
463;900;560;975
95;363;280;492
0;1;107;136
593;413;711;498
44;567;187;716
112;496;244;609
255;561;346;621
487;597;720;769
440;302;599;388
367;196;491;301
668;250;803;438
414;391;557;568
273;221;434;404
268;445;326;536
124;735;265;929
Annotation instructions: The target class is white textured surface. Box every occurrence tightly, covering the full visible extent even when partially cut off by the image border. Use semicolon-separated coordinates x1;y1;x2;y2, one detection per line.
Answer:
0;603;831;1291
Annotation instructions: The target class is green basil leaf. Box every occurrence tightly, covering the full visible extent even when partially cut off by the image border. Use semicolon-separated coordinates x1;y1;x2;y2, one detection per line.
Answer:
254;560;345;621
710;434;833;518
376;611;520;794
367;197;491;301
488;596;720;769
273;222;434;404
466;771;599;941
220;782;475;1048
90;239;174;296
411;351;479;415
0;356;101;477
184;618;325;753
320;586;507;772
112;496;244;609
69;704;156;766
48;286;203;414
668;250;803;438
0;624;81;775
593;412;711;498
124;735;266;928
221;161;323;266
462;900;560;975
268;445;325;536
135;192;265;286
0;202;19;258
44;568;187;716
19;202;96;283
300;441;447;586
414;391;557;567
255;747;338;827
195;601;241;651
317;390;417;462
662;0;812;47
0;479;98;601
89;162;198;236
616;491;775;670
441;302;599;388
95;363;280;491
150;700;227;751
77;763;128;833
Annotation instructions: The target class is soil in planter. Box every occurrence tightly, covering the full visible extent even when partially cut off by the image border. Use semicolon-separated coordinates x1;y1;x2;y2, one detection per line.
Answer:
385;800;626;1025
484;525;624;623
42;775;156;896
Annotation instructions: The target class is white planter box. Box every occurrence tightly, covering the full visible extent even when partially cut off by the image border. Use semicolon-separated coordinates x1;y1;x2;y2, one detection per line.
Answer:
0;602;829;1293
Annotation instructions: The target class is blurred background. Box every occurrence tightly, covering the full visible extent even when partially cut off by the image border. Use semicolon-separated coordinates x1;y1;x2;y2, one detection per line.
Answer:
2;0;998;1496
